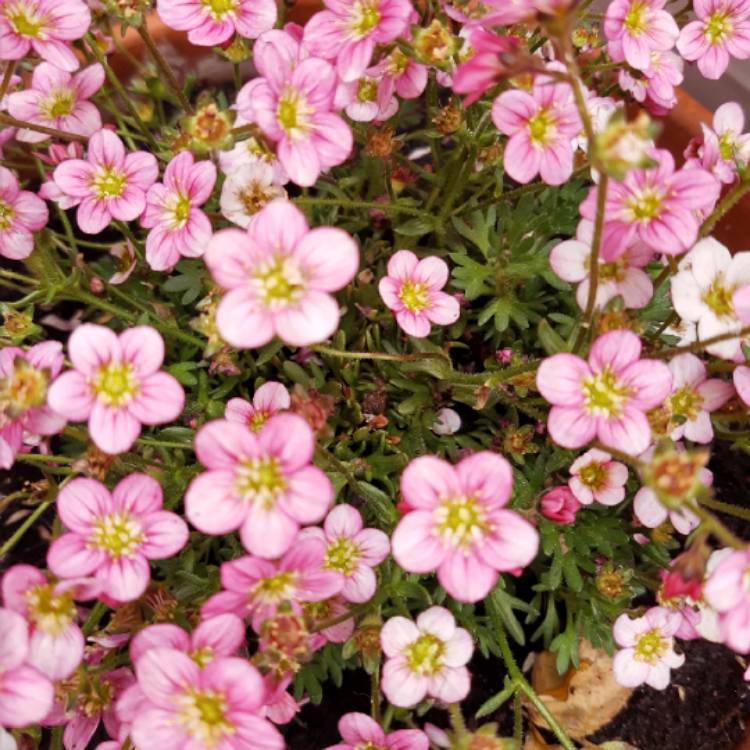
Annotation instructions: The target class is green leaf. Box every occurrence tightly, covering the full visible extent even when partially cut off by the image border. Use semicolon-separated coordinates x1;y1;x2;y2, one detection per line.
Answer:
475;678;515;719
395;217;435;236
562;555;584;592
488;587;526;646
537;318;568;355
168;361;201;386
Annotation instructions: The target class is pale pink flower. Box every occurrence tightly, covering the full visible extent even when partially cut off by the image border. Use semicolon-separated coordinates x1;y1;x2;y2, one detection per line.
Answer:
130;614;245;664
47;324;185;455
0;0;91;71
7;62;104;143
690;101;750;183
604;0;679;71
47;474;189;603
156;0;275;46
612;607;685;688
391;452;539;603
380;606;472;707
734;363;750;406
677;0;750;79
303;0;414;82
1;565;98;680
131;648;284;750
141;151;216;271
0;165;48;260
298;504;390;603
550;219;654;310
218;136;288;186
703;544;750;653
219;161;287;228
537;329;672;455
306;595;355;649
619;49;684;114
261;675;300;725
204;199;359;348
200;537;342;631
185;413;333;559
492;66;582;186
52;129;158;235
378;250;460;338
369;48;428;106
665;353;734;442
108;240;136;285
670;239;750;359
540;486;581;524
225;381;291;431
0;607;54;728
335;71;398;123
0;341;66;469
569;448;628;506
325;712;429;750
581;149;720;260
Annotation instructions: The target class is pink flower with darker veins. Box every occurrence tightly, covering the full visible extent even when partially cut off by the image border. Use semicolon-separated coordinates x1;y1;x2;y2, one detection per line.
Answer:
156;0;276;46
204;200;359;348
47;474;189;603
0;341;66;469
47;324;185;455
492;65;582;186
0;164;48;260
391;452;539;603
225;381;291;431
536;329;672;455
325;712;429;750
7;62;104;143
380;606;473;707
141;151;216;271
569;448;628;506
688;101;750;183
53;129;158;234
677;0;750;79
703;544;750;653
303;0;415;82
0;0;91;71
378;250;460;338
185;413;333;559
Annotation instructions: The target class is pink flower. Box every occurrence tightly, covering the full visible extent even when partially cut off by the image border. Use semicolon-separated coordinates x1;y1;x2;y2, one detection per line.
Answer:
0;341;66;469
581;149;720;260
131;648;284;750
665;353;733;442
734;363;750;406
7;62;104;143
156;0;275;45
619;50;684;114
201;537;342;631
303;0;414;82
335;71;398;123
380;606;473;707
540;486;581;524
47;474;189;602
0;164;48;260
690;101;750;183
130;614;245;664
0;0;91;71
703;545;750;653
452;30;522;106
52;129;158;234
47;324;185;454
185;413;333;559
536;329;672;455
306;595;355;649
612;607;685;688
550;219;654;310
378;250;459;338
325;712;429;750
298;504;390;603
569;448;628;506
225;381;291;431
604;0;679;71
1;565;97;680
369;48;428;105
677;0;750;79
141;151;216;271
492;66;581;186
391;452;539;603
204;200;359;348
0;607;54;728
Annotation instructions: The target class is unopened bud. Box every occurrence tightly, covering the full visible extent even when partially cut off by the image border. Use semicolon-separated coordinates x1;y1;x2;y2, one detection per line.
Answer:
185;100;234;154
414;20;458;66
596;110;657;179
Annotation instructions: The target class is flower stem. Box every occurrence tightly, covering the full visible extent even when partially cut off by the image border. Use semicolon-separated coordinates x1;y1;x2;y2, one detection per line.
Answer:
82;601;109;636
0;501;52;559
371;670;382;724
687;501;744;549
294;197;423;216
699;495;750;523
0;60;16;102
0;113;88;143
447;703;469;739
699;178;750;239
312;344;449;363
653;324;750;358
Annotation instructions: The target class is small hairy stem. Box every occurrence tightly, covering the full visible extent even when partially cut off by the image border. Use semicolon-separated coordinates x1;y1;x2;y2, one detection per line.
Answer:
0;113;88;143
294;196;423;216
699;178;750;239
82;601;109;636
447;703;469;739
371;670;382;724
0;501;52;559
513;691;523;745
591;441;644;470
0;267;38;285
687;501;744;549
699;495;750;523
654;324;750;358
138;22;194;114
312;345;449;363
137;436;194;451
309;595;382;633
0;60;16;102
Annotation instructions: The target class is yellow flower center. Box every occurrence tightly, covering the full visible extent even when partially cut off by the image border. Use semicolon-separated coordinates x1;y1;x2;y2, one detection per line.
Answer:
0;357;49;419
704;11;732;43
434;495;489;548
170;193;192;228
323;537;360;576
190;647;215;668
386;49;409;76
91;167;127;200
701;276;735;318
357;79;378;103
200;0;238;20
26;584;76;636
5;2;45;37
582;367;630;418
235;456;287;508
719;132;735;161
90;511;144;559
277;88;312;140
398;280;429;313
0;198;15;231
668;385;703;422
623;0;648;35
253;256;305;310
350;0;381;38
249;572;297;606
599;257;628;283
527;109;555;146
93;362;139;407
178;689;233;748
578;460;608;490
628;189;663;222
41;89;75;120
633;629;668;664
405;633;445;675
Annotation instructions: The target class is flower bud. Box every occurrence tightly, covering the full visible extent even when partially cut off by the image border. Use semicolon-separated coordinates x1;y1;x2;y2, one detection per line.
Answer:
596;110;657;179
643;444;709;509
184;100;234;154
414;20;458;66
540;486;581;525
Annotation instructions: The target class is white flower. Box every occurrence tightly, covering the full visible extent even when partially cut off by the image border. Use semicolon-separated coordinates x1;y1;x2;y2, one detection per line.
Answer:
219;162;287;229
432;407;461;435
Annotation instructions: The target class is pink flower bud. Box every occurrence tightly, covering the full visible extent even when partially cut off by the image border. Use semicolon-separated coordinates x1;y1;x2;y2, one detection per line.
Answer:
540;486;581;525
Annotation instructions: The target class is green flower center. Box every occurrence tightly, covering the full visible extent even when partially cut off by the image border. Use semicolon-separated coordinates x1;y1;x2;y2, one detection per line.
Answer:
357;79;378;103
719;132;735;161
253;256;305;310
91;167;127;200
434;495;488;548
277;88;311;140
704;11;732;42
179;690;232;748
351;0;381;38
582;367;630;418
668;385;703;421
405;633;445;675
578;460;608;491
527;109;555;146
323;537;360;576
6;3;45;37
628;189;663;222
25;584;76;636
200;0;238;20
235;456;287;508
90;511;144;559
701;276;735;318
0;199;15;231
399;280;429;313
633;629;668;664
93;362;139;407
387;49;409;76
623;0;648;35
170;193;192;228
599;257;628;283
250;572;296;606
0;357;48;419
42;89;75;120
